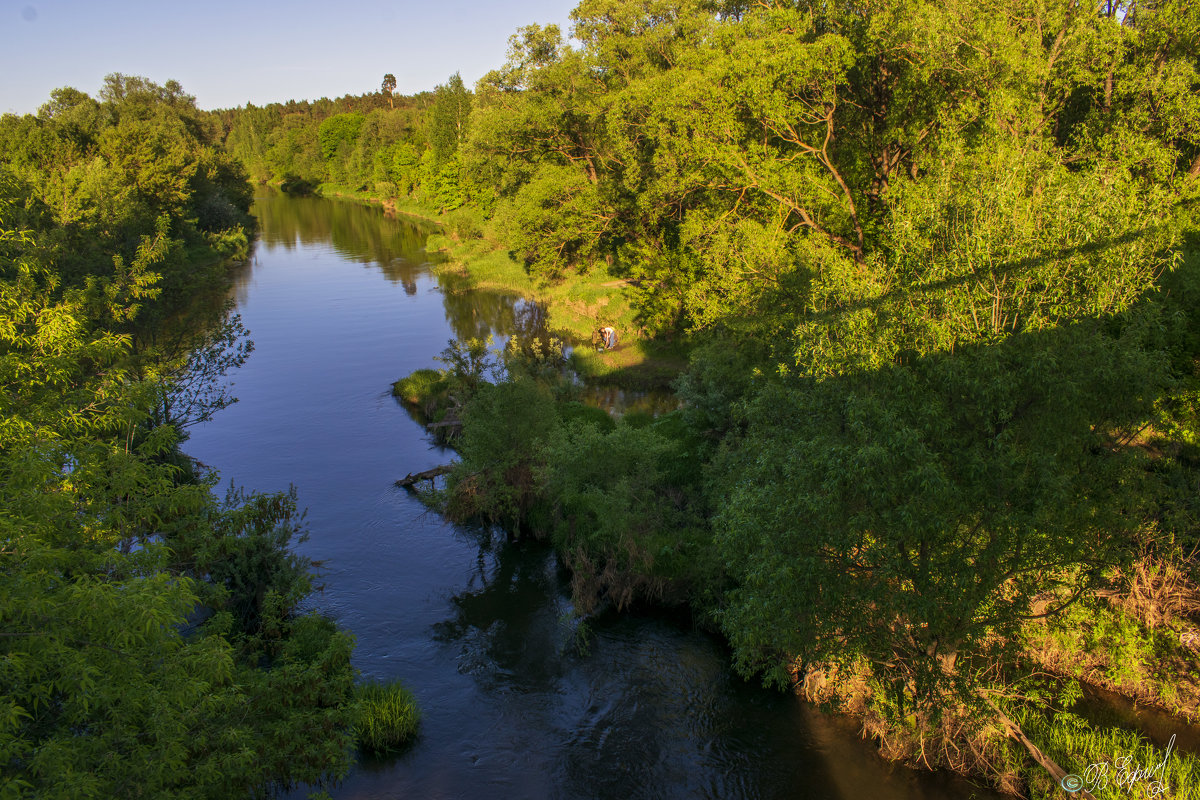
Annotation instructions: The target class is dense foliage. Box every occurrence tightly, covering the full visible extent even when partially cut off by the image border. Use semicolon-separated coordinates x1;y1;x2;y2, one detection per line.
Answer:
381;0;1200;794
1;77;359;798
26;0;1192;794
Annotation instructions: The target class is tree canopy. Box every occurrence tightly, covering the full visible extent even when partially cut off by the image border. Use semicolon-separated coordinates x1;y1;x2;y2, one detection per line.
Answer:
1;77;358;798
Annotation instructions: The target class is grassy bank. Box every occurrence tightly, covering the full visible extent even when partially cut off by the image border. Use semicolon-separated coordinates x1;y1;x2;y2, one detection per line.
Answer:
316;183;688;390
317;182;443;224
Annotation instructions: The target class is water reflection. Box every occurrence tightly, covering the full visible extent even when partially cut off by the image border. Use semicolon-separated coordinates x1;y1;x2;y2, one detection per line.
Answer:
575;384;682;417
431;528;571;694
429;527;999;800
1075;684;1200;755
438;287;525;344
205;189;1010;800
253;189;438;291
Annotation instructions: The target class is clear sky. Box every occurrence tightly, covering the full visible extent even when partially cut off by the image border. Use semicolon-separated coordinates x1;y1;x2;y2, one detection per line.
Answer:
1;0;580;115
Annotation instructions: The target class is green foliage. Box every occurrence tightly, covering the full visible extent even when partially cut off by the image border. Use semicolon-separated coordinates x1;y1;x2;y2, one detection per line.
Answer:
200;2;1200;784
0;82;361;798
1016;706;1200;800
445;377;557;529
1021;590;1194;713
711;321;1164;690
433;335;501;394
318;112;365;162
143;303;255;434
494;164;607;280
545;418;711;610
673;338;760;437
354;679;421;754
427;73;471;168
188;486;315;637
556;400;615;433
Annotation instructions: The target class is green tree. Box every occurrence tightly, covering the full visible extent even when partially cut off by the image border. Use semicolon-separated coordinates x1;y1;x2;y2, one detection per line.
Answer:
0;85;358;797
427;72;471;168
382;73;397;109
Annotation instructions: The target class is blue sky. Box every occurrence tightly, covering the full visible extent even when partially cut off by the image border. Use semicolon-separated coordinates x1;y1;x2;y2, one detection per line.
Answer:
1;0;579;114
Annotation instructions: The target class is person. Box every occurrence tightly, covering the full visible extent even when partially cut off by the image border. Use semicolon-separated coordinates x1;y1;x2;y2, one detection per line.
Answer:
600;325;617;350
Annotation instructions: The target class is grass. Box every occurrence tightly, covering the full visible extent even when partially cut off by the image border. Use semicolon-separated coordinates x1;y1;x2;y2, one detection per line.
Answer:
1016;705;1200;799
569;339;689;391
317;182;442;224
392;367;449;406
354;679;421;754
1021;588;1200;719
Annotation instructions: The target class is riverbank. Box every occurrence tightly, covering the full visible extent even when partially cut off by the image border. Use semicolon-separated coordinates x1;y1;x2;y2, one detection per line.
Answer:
187;187;1018;800
317;182;688;391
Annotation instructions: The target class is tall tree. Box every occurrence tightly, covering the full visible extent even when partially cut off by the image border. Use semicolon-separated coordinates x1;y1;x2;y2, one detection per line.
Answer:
381;73;397;109
427;72;471;167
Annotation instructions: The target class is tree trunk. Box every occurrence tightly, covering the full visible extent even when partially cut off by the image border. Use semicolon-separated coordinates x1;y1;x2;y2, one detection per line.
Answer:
396;464;454;487
982;695;1095;800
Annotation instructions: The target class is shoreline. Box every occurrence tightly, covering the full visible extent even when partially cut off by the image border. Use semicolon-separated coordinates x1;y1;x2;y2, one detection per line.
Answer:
315;183;689;391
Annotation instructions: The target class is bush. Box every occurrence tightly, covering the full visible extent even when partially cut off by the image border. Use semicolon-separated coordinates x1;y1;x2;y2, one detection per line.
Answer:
392;367;451;409
354;679;421;754
447;206;485;240
544;420;712;611
557;400;615;432
445;377;557;528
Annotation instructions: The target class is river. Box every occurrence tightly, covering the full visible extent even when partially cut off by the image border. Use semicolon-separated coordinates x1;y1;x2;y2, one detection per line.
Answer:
184;189;1004;799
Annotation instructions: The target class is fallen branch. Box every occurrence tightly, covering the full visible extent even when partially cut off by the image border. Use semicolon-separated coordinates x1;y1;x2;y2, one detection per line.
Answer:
395;464;454;488
982;694;1094;800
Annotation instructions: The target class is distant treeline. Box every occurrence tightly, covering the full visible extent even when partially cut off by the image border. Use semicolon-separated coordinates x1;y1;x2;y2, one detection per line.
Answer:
210;78;466;206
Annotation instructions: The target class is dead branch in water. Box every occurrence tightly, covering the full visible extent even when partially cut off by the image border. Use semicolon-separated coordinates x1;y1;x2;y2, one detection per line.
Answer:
395;464;454;488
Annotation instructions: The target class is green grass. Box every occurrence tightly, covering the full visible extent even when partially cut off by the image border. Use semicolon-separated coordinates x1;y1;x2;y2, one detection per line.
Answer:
317;182;443;224
568;340;689;391
1014;705;1199;799
354;679;421;754
392;368;449;405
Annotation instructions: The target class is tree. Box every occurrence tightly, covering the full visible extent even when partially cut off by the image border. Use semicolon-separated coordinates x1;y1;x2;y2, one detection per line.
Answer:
0;88;357;797
381;73;397;109
427;73;471;167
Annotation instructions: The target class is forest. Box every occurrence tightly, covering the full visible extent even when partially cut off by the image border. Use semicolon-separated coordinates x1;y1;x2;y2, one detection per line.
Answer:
4;0;1200;797
0;76;373;797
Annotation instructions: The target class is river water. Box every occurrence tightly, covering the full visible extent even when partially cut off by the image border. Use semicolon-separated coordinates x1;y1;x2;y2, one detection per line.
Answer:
185;190;1003;800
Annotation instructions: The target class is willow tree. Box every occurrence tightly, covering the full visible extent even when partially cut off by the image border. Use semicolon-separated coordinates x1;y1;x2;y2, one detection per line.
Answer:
702;0;1199;707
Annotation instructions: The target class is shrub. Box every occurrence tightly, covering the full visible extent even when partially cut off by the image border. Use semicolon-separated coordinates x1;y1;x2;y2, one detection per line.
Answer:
446;206;485;240
392;367;451;410
354;679;421;754
557;400;615;432
445;377;557;528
